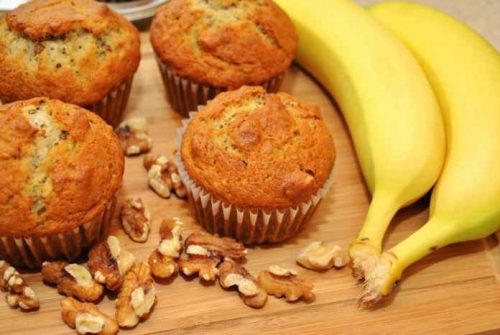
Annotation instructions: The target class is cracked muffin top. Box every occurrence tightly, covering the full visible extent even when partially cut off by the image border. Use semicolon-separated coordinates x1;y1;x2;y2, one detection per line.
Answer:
0;0;140;106
150;0;297;89
0;98;124;237
181;86;335;209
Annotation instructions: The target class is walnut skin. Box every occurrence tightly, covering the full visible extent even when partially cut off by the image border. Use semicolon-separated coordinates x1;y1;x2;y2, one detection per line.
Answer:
218;258;267;308
120;197;152;243
258;265;314;302
115;118;152;156
296;241;348;271
42;262;103;302
88;236;136;291
61;297;118;335
184;232;247;261
116;262;156;328
0;260;39;311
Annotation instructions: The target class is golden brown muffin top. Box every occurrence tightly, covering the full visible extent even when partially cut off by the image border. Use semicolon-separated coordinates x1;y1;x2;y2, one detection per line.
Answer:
0;98;124;238
181;86;335;210
0;0;140;106
150;0;297;89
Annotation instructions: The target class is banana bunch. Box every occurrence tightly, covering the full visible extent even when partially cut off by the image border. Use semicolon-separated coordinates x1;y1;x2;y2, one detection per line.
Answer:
275;0;500;306
272;0;446;281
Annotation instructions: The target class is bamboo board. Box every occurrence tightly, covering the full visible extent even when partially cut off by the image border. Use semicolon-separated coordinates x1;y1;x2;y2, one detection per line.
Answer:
1;1;500;333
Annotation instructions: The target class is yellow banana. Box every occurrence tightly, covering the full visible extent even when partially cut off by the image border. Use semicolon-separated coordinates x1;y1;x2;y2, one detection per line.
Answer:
274;0;445;277
360;2;500;306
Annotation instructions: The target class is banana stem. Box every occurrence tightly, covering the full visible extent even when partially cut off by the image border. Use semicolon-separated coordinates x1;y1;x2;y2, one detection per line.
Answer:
355;191;399;252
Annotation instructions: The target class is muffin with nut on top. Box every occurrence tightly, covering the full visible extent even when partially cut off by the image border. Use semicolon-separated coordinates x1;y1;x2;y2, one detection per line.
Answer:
151;0;297;116
0;98;124;269
0;0;141;127
176;86;336;244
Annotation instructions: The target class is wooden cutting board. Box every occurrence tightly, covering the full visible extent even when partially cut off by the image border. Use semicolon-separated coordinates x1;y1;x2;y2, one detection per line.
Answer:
2;2;500;334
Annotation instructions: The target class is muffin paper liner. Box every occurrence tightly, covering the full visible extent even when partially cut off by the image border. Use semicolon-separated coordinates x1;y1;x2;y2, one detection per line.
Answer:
0;197;116;269
175;108;335;245
88;77;134;128
156;57;285;117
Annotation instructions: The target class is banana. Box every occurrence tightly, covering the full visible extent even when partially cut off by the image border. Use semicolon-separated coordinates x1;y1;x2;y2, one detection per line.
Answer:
360;2;500;306
273;0;445;278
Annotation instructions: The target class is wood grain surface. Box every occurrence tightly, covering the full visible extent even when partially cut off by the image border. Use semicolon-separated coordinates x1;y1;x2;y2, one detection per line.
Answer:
1;1;499;334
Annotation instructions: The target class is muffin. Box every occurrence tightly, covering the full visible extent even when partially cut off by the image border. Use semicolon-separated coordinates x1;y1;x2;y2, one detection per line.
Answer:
0;98;124;269
151;0;297;116
176;86;335;244
0;0;141;127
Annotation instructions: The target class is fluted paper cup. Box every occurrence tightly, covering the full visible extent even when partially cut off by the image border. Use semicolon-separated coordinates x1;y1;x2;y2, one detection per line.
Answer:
0;197;117;269
175;108;335;245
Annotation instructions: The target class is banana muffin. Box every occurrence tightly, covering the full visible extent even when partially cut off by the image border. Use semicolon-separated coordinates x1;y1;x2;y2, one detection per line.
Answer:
151;0;297;116
0;98;124;268
0;0;141;127
176;86;335;244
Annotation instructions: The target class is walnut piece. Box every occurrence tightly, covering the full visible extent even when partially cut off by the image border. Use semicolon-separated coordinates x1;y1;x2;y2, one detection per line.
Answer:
120;197;152;242
0;260;39;311
258;265;314;302
42;262;103;302
178;255;219;282
116;262;156;328
149;217;183;279
184;232;247;261
144;154;187;198
61;297;118;335
115;117;152;156
296;241;348;271
88;236;136;291
218;258;267;308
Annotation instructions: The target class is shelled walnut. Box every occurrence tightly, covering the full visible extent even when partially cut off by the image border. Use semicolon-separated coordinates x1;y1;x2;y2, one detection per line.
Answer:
88;236;136;291
115;118;152;156
61;297;118;335
143;154;187;198
296;241;348;271
121;197;152;242
0;260;39;311
258;265;314;302
178;254;219;282
42;262;103;302
149;217;183;279
184;232;247;261
218;258;267;308
116;262;156;328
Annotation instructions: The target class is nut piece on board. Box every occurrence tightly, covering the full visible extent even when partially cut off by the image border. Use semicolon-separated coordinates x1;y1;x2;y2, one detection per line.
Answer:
121;197;152;243
116;262;156;328
258;265;314;302
115;118;152;156
143;154;187;198
184;232;247;261
149;217;183;279
42;262;103;302
0;260;39;311
218;258;267;309
88;236;136;291
61;297;118;335
296;241;348;271
178;254;219;282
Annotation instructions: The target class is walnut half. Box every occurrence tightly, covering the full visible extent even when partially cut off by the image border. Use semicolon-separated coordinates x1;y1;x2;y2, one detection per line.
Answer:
116;262;156;328
115;117;152;156
120;197;152;243
184;232;247;261
218;258;267;309
258;265;314;302
42;262;103;302
0;260;39;311
88;236;136;291
149;217;183;279
144;154;187;199
296;241;348;271
61;297;118;335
